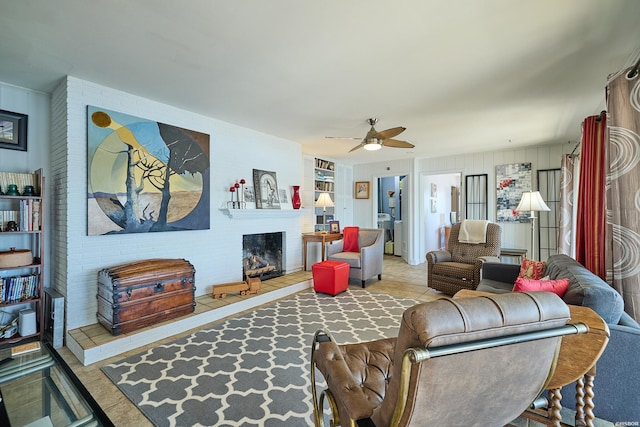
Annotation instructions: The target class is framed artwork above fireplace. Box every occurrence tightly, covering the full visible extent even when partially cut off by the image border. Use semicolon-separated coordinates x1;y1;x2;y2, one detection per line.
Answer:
253;169;281;209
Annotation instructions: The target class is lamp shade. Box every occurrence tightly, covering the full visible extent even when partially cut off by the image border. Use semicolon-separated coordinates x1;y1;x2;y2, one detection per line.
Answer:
315;192;335;208
515;191;550;213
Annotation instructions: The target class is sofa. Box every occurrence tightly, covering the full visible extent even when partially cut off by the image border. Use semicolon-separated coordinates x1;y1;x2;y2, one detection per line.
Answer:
477;254;640;424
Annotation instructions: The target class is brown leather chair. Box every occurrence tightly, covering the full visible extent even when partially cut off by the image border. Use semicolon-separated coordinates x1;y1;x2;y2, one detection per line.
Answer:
426;221;501;295
310;292;587;427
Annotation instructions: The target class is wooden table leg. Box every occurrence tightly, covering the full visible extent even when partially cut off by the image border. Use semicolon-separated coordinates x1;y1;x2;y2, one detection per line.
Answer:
584;373;595;427
575;366;596;427
548;388;563;427
575;376;586;427
303;240;308;271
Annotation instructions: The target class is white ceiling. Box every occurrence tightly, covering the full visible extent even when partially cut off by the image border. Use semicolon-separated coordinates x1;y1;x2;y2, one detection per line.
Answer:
1;0;639;164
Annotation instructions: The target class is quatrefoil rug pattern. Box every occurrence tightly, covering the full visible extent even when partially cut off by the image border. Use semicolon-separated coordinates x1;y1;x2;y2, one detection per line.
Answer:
101;289;418;427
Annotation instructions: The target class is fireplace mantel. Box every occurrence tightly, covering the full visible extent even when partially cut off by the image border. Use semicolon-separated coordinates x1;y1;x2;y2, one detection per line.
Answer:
219;208;308;219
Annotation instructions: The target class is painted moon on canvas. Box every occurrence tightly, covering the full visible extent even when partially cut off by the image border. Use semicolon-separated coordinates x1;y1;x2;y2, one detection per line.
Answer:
87;106;210;235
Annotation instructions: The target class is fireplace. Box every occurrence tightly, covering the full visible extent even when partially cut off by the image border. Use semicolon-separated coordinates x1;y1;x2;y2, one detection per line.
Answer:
242;232;284;281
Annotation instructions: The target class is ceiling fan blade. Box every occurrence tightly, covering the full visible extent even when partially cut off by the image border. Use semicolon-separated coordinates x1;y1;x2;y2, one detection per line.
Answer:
382;138;415;148
325;136;362;140
349;143;365;152
374;126;406;140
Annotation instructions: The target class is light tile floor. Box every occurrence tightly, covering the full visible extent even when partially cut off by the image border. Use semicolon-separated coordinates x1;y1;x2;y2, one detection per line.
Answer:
57;256;611;426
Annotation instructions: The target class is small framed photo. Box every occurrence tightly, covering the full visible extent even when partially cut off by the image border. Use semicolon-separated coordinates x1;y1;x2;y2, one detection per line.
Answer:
328;220;340;234
0;109;28;152
355;181;370;199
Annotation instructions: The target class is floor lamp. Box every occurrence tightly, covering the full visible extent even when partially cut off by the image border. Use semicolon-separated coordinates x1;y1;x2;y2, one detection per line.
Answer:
516;191;550;261
315;192;334;233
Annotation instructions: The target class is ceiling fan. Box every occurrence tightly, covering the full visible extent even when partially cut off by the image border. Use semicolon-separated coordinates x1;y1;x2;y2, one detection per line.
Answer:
326;118;415;152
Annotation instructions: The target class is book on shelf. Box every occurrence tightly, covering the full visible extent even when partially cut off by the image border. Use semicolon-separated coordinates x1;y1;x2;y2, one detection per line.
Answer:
1;274;39;303
15;199;40;231
315;159;334;170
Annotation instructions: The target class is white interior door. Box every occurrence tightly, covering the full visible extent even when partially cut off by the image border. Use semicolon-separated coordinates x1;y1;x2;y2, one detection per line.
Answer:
400;176;408;262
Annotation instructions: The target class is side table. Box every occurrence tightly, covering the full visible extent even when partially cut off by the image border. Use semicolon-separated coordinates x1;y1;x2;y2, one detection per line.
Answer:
523;304;609;427
500;248;527;263
302;232;343;271
455;290;610;427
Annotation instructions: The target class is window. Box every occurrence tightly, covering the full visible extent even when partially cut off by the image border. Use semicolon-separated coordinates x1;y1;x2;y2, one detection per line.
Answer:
537;169;561;261
465;174;488;220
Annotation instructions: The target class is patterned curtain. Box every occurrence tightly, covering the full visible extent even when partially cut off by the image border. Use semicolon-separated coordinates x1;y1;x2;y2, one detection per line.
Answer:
558;153;579;257
606;64;640;321
575;114;608;280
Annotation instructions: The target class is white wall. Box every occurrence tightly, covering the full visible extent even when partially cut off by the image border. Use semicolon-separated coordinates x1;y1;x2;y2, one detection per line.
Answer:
417;144;573;260
353;158;414;226
354;144;574;265
0;82;52;305
422;173;460;254
2;77;578;333
51;77;304;330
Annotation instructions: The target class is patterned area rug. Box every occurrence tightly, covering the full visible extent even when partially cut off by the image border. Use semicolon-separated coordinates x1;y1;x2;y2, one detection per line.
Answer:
101;289;418;427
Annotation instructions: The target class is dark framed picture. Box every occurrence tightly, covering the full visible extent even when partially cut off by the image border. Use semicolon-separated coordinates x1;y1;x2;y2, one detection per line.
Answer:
253;169;281;209
355;181;370;199
0;109;28;152
328;220;340;234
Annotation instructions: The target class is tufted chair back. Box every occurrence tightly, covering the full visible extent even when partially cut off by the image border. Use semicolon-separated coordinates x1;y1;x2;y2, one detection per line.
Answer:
449;221;502;263
311;292;583;427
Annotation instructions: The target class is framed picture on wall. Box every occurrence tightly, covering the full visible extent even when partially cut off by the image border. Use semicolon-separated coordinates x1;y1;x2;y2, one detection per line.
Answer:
253;169;281;209
355;181;370;199
328;220;340;234
0;109;28;152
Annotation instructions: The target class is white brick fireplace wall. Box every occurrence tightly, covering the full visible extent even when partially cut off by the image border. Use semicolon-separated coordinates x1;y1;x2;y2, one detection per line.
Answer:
51;77;305;348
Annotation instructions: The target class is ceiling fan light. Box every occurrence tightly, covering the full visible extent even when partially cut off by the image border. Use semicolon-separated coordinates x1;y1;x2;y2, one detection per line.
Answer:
363;138;382;151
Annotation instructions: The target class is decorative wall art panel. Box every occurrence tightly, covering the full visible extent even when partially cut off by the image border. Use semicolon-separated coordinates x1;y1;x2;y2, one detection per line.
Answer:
496;162;531;222
87;106;210;235
253;169;281;209
0;109;28;151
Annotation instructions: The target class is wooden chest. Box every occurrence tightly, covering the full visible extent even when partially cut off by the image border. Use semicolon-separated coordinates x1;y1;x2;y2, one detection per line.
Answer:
97;258;196;335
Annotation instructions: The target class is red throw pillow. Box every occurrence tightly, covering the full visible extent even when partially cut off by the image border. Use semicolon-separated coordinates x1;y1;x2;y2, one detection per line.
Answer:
519;258;546;280
342;226;360;252
513;277;570;297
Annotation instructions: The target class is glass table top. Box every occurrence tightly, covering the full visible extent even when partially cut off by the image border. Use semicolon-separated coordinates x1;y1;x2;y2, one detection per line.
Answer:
0;341;112;427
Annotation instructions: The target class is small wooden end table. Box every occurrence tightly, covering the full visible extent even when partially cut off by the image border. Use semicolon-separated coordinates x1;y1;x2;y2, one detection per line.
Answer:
302;232;343;271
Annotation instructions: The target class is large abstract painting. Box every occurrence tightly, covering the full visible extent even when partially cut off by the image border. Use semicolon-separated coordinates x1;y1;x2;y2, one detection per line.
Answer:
87;106;210;235
496;162;531;222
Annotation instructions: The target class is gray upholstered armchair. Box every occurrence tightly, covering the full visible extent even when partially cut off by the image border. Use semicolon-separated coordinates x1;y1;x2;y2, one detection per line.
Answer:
426;221;501;295
327;228;383;288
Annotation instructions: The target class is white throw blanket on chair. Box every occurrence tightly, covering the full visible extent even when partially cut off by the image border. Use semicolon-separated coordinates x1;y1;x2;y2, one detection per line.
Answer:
458;220;490;244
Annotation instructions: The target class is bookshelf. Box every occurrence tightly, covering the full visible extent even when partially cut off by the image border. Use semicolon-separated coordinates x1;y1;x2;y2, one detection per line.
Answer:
314;157;335;232
0;169;45;346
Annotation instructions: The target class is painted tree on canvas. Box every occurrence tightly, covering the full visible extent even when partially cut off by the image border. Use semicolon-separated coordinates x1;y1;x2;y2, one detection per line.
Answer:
87;106;210;235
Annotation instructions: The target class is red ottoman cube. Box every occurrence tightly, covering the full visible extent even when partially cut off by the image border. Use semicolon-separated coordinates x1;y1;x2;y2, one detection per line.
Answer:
312;260;349;296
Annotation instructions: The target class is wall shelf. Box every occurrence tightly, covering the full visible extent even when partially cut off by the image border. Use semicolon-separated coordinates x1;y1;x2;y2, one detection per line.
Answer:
0;169;45;347
219;208;308;219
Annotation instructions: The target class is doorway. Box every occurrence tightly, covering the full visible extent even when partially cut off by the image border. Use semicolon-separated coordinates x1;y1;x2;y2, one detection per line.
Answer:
421;172;462;258
377;176;407;261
